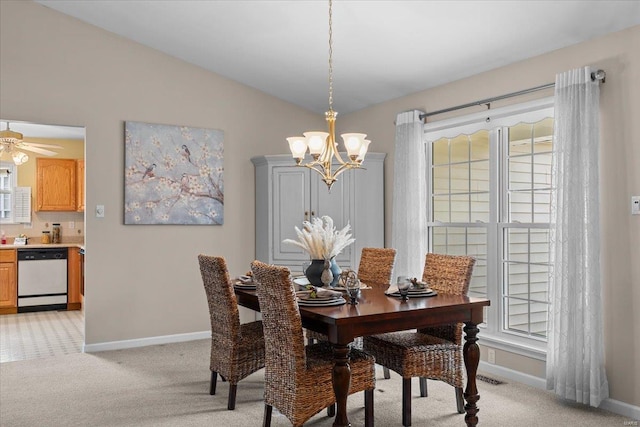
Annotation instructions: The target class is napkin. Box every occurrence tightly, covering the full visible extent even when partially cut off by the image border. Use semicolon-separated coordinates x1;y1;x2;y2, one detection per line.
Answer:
384;285;399;295
296;287;343;300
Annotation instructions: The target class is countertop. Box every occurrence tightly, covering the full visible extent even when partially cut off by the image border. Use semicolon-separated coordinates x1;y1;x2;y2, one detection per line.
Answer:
0;242;84;250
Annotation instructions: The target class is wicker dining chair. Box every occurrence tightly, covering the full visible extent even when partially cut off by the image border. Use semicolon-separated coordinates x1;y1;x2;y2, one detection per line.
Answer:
362;253;475;426
306;247;397;347
198;255;266;410
251;260;376;427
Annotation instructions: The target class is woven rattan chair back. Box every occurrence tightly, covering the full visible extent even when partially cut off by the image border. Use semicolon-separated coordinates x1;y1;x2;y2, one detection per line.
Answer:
422;253;475;296
250;261;307;401
198;254;265;410
199;255;241;342
357;247;397;284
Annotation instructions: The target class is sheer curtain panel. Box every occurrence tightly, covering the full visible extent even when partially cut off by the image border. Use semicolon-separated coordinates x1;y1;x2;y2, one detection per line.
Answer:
391;110;427;280
546;66;609;407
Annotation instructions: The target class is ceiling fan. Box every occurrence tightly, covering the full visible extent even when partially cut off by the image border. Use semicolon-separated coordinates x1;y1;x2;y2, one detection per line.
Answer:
0;121;63;165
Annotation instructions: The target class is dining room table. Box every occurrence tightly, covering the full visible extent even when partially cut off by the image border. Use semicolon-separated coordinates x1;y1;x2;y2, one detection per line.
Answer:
234;279;490;427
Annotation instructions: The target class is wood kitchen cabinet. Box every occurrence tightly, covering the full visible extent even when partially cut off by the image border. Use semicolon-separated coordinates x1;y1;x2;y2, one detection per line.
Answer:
252;153;386;271
36;158;78;211
0;249;18;314
67;247;82;310
76;159;85;212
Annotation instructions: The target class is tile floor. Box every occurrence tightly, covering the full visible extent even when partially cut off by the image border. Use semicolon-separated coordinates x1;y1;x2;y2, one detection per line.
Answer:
0;310;84;363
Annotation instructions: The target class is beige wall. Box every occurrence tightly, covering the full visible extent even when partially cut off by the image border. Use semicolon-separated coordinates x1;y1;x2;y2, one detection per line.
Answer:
2;0;637;409
340;25;640;407
1;138;85;240
0;1;321;343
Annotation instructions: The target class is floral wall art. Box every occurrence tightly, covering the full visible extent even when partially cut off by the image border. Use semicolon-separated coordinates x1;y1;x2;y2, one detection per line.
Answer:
124;121;224;225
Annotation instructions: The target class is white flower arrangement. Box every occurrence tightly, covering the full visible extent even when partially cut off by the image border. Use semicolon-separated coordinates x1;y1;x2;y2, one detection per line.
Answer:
283;216;355;260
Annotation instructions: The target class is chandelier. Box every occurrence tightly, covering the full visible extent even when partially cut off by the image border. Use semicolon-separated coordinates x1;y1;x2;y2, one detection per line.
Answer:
286;0;370;190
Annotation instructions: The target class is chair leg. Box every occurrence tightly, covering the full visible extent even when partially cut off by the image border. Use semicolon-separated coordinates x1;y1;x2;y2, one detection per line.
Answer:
419;377;428;397
327;403;336;417
402;378;411;426
227;384;237;410
383;366;391;379
364;388;374;427
455;387;465;414
263;404;273;427
210;371;217;395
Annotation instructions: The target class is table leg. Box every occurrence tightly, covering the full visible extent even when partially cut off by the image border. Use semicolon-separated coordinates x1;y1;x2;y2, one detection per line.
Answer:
332;344;351;427
463;322;480;427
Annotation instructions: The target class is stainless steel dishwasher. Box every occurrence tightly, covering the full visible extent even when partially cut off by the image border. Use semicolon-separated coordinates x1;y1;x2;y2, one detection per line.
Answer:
17;248;68;312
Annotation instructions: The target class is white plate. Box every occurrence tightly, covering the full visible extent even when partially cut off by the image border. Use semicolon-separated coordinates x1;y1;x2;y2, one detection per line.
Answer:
297;297;346;307
293;277;310;286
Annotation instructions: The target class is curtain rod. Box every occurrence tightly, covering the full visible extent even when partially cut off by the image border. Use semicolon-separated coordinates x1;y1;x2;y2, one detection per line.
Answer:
420;69;606;122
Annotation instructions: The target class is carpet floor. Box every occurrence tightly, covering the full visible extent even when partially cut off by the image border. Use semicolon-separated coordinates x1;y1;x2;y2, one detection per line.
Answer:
0;339;633;426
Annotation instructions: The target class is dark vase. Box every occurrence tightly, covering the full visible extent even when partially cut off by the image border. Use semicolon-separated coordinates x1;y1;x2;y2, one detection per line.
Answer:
305;258;341;287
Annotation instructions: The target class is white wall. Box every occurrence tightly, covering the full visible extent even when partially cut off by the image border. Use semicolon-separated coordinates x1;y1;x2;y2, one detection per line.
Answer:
340;25;640;408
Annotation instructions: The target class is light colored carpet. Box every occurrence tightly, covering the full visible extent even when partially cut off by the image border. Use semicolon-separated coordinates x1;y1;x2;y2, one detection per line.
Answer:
0;339;633;426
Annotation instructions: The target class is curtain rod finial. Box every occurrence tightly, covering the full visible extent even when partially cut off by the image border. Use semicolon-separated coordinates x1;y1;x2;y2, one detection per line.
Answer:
591;69;606;83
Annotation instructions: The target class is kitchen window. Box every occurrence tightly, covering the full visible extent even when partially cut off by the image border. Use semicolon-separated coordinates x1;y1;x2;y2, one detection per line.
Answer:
0;162;16;221
0;161;29;224
424;98;554;358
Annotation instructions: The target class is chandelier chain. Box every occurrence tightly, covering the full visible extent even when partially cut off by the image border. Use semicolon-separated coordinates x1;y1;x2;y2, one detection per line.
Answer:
328;0;333;112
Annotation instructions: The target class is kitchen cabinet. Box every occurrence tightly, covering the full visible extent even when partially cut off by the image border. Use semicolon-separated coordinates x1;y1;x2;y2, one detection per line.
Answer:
252;153;385;271
76;159;85;212
0;249;17;314
67;247;82;310
36;158;78;211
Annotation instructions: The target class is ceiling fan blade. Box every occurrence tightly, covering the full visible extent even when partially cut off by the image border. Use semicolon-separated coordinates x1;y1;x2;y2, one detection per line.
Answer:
20;141;64;149
16;145;59;156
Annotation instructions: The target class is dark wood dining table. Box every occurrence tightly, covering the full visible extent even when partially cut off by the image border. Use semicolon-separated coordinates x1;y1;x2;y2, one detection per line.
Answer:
235;282;490;427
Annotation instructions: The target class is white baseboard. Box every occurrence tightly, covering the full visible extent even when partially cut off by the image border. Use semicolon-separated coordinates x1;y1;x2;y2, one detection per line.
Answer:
83;330;211;353
479;361;640;420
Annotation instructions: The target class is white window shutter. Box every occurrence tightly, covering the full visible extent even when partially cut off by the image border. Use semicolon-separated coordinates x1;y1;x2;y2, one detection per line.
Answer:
13;187;31;223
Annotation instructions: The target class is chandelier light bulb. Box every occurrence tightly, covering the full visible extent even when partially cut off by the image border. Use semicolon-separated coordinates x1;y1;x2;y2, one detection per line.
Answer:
12;151;29;165
287;137;308;160
304;132;329;155
341;133;367;158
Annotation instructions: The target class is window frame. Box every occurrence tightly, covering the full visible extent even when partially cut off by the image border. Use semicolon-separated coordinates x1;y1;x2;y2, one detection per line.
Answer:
0;161;18;223
424;97;554;360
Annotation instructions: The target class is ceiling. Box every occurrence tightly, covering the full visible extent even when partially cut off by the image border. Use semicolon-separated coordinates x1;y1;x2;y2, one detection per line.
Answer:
0;121;85;140
31;1;640;115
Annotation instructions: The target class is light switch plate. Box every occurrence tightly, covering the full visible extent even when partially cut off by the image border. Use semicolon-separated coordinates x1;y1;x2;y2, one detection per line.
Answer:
632;196;640;215
96;204;105;218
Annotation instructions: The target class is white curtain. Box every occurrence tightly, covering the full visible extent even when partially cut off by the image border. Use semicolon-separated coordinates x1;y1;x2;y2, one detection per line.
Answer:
391;110;427;280
546;66;609;407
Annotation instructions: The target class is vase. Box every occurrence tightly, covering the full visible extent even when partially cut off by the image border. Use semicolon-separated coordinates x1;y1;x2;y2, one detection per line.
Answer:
305;258;341;287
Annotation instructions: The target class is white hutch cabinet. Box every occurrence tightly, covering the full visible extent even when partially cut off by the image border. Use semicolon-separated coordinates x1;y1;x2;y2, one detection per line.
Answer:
251;153;386;272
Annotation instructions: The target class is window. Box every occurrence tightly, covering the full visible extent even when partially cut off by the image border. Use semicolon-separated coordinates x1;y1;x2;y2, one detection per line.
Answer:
424;98;554;357
0;162;16;221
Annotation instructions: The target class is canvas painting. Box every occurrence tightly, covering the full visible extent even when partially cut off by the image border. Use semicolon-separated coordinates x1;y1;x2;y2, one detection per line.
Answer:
124;121;224;225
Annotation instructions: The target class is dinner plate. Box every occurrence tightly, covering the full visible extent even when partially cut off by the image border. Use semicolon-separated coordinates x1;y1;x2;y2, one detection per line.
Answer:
293;277;310;286
297;297;346;307
296;290;342;302
387;290;437;298
234;281;256;290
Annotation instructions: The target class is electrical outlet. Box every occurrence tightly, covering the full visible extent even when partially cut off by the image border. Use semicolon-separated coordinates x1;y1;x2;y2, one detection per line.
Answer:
487;349;496;364
632;196;640;215
68;221;75;229
23;223;33;229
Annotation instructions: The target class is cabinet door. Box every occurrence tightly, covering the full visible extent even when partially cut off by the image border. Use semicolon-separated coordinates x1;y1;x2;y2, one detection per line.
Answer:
36;158;77;211
67;248;82;309
310;171;352;267
0;250;17;311
272;167;311;263
76;159;85;212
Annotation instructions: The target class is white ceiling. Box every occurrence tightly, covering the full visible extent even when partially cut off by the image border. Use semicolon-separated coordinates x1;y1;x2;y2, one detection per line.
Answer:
0;120;85;140
32;1;640;115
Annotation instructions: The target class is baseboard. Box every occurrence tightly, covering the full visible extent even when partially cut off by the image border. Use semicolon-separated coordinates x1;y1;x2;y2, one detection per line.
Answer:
479;361;640;420
83;330;211;353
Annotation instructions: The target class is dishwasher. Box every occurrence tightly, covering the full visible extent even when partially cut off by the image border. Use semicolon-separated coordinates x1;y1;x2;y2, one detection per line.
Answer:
17;248;68;312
